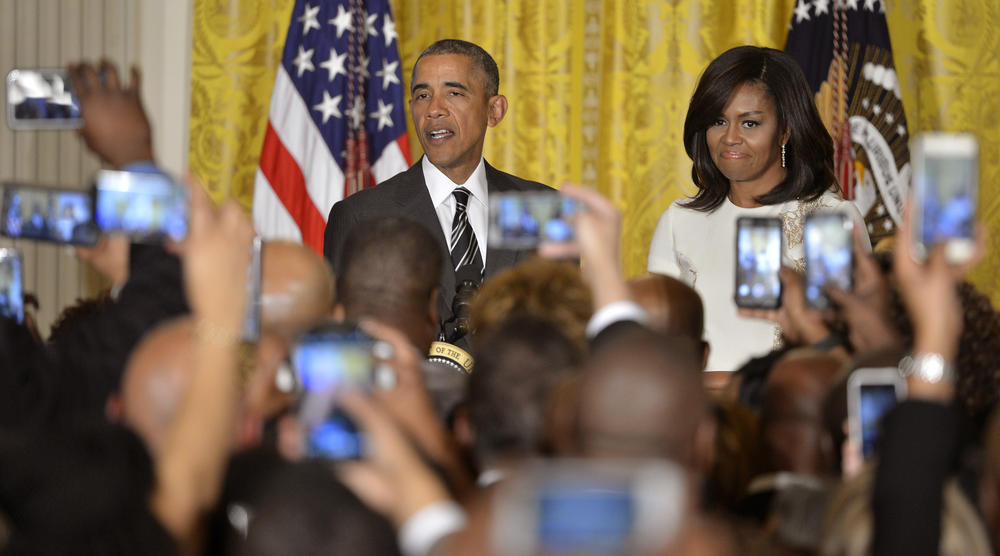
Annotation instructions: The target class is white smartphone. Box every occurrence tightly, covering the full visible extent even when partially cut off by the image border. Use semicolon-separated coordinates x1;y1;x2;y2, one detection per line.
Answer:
734;216;783;309
491;459;686;556
847;367;906;460
93;170;189;242
6;69;81;130
804;212;853;310
911;132;978;264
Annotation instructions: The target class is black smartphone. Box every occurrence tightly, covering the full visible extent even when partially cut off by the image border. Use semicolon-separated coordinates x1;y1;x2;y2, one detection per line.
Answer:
5;69;81;130
488;191;579;250
734;217;783;309
291;322;375;460
240;237;263;343
1;183;98;245
0;249;24;323
93;170;188;242
804;212;854;310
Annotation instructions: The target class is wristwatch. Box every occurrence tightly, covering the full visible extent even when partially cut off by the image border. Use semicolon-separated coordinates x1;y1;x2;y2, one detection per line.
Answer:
898;353;956;383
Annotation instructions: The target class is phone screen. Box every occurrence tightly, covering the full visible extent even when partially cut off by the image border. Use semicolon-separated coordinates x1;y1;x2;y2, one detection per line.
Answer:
489;192;578;250
1;185;98;245
804;213;853;310
0;250;24;323
537;483;634;552
735;217;782;309
859;384;899;459
6;69;81;130
94;170;188;242
292;325;374;460
919;151;976;247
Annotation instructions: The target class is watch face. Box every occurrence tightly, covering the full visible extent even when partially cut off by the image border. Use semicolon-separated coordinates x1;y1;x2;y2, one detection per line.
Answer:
900;354;952;383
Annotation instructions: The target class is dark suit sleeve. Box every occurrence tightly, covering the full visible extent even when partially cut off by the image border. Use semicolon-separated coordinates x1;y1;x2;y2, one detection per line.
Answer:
872;400;964;556
323;199;360;275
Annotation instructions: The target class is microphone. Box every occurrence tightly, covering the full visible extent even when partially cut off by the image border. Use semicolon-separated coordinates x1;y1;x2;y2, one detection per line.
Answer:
428;264;482;374
450;264;482;341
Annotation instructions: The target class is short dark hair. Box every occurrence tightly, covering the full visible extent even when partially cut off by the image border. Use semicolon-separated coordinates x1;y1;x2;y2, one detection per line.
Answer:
468;316;582;467
338;216;443;347
682;45;836;212
412;39;500;97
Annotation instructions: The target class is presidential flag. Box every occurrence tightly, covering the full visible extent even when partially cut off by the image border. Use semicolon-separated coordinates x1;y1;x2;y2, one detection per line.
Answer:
786;0;909;241
253;0;411;253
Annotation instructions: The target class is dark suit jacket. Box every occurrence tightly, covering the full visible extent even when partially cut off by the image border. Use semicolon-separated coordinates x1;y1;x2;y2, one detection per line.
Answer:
323;158;551;332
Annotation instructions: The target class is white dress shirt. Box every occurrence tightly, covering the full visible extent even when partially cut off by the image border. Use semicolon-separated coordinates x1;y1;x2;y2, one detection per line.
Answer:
422;156;489;266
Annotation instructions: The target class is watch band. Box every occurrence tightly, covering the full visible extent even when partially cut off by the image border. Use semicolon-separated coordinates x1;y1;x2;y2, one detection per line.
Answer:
898;352;956;383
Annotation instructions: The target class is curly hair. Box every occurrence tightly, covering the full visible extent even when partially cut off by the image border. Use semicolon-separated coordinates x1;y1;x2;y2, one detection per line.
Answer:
469;258;592;352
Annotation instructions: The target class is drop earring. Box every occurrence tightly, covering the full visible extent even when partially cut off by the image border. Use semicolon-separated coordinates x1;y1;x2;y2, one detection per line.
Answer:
781;143;786;168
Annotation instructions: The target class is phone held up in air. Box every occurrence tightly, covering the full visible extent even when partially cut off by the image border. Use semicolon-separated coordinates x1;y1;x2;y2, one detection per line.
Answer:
93;170;189;243
491;459;687;556
734;216;783;310
0;249;24;324
489;191;580;250
240;237;263;343
291;322;377;460
803;212;854;310
0;183;99;246
847;367;906;461
911;132;978;264
6;69;81;130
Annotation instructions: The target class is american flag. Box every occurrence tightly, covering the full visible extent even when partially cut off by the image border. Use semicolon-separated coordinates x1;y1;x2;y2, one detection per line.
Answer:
253;0;411;253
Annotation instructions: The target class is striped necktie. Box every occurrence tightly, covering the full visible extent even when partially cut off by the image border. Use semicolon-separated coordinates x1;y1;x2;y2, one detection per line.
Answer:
450;187;484;274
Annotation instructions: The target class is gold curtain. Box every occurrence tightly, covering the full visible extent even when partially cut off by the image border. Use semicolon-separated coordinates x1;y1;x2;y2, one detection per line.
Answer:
188;0;1000;306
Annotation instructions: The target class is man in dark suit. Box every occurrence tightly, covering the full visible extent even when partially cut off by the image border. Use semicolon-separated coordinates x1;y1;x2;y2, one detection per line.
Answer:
323;39;550;340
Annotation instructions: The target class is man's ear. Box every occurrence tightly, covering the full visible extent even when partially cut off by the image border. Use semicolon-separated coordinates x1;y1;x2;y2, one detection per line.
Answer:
487;95;508;127
428;287;440;326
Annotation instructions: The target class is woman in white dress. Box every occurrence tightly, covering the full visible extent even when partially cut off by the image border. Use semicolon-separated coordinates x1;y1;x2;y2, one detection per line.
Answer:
647;46;870;372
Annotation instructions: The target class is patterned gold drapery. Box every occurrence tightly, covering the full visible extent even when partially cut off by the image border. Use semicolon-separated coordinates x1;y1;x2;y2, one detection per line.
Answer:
189;0;1000;306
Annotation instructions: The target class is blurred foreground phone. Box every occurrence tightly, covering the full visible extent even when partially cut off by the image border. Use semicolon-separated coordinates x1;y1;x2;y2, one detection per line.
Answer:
489;191;579;250
291;322;375;460
0;249;24;323
492;459;686;556
94;170;188;242
0;183;98;245
6;69;81;130
912;132;978;263
848;367;906;460
240;237;263;343
803;212;853;310
734;216;783;309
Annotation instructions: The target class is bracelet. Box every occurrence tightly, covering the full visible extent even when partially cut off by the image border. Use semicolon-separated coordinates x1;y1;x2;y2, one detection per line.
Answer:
812;333;846;352
898;352;956;384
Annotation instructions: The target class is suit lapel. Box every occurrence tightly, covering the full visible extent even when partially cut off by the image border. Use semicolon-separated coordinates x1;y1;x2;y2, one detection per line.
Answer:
393;159;457;322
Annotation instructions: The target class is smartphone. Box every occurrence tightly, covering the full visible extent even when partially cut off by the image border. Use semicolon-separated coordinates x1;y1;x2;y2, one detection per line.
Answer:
292;322;375;459
0;249;24;323
912;132;978;263
240;237;263;343
491;459;686;556
847;367;906;460
6;69;81;130
734;217;783;309
488;191;579;250
93;170;188;242
0;183;98;245
804;212;853;310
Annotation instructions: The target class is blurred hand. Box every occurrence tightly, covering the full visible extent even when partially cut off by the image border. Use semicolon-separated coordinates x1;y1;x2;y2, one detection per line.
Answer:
740;267;832;348
74;234;129;288
826;227;901;353
893;204;984;362
178;175;255;332
337;392;452;527
540;183;629;309
68;60;153;168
